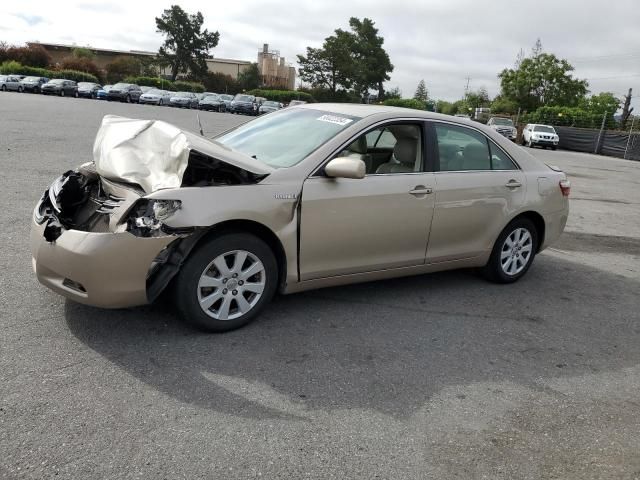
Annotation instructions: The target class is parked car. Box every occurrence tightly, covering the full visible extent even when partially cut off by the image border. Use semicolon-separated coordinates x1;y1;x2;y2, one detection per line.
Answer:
522;124;560;150
20;76;50;93
139;88;172;106
77;82;102;99
169;91;199;109
107;83;142;103
487;116;517;142
96;85;112;100
218;94;234;110
41;79;78;97
230;94;259;115
198;93;226;112
0;74;23;92
259;100;283;115
288;100;307;107
30;105;570;332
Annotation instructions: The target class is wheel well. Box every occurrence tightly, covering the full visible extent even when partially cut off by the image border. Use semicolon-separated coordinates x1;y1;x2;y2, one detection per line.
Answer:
196;220;287;290
513;211;545;251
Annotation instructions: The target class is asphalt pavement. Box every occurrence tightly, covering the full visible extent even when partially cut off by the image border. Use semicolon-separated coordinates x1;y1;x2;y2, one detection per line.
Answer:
1;92;639;479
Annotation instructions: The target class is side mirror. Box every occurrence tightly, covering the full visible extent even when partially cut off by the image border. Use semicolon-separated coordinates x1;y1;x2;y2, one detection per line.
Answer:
324;157;366;179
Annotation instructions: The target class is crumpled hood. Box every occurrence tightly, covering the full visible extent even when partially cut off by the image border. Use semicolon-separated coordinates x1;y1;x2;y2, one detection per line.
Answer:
92;115;273;193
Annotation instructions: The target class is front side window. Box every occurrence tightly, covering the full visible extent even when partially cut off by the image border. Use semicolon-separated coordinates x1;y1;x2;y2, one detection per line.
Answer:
337;124;423;175
216;108;361;168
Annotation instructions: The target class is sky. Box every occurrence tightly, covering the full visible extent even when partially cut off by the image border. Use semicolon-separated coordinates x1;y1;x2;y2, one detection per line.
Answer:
1;0;639;111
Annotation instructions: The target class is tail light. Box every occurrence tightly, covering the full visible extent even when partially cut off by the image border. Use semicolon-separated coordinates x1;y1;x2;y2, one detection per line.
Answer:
559;179;571;197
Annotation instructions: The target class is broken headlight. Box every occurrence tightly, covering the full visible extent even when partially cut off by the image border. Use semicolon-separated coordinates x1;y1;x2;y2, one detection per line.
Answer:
126;199;182;236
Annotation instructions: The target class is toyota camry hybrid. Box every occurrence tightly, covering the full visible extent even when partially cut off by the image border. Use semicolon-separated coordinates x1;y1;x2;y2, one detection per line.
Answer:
30;104;570;332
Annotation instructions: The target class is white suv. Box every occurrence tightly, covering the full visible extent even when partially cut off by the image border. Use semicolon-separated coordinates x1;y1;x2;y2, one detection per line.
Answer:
486;117;517;141
523;124;559;150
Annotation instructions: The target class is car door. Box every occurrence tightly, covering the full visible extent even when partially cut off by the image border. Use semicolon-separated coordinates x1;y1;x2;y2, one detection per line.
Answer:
299;122;436;280
426;121;526;263
9;76;20;91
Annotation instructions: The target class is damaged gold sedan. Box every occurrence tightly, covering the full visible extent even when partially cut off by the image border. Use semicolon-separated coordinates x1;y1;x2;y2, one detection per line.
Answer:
31;105;569;331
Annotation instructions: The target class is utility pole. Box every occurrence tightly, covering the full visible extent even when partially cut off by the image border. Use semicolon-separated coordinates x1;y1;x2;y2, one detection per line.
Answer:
464;76;471;99
595;111;607;154
623;115;636;160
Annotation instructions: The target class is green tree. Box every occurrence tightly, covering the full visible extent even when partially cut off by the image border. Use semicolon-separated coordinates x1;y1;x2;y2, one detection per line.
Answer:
465;87;490;108
72;47;95;59
155;5;220;81
297;17;392;100
238;63;260;91
297;30;354;96
105;56;141;83
580;92;620;115
491;96;518;114
498;41;588;111
385;86;402;100
347;17;393;99
413;80;428;103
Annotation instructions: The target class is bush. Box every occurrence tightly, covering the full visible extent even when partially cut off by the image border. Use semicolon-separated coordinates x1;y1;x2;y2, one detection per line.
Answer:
59;57;102;83
105;56;141;83
0;44;51;68
53;69;99;83
203;72;240;95
247;89;315;103
382;98;426;110
123;76;176;91
0;61;99;83
173;80;205;93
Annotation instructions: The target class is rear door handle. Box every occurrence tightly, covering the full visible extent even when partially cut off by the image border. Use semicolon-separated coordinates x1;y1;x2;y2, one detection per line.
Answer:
505;180;522;188
409;186;433;196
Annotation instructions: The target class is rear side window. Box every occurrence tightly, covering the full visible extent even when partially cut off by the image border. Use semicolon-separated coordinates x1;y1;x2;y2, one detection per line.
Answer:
435;123;516;171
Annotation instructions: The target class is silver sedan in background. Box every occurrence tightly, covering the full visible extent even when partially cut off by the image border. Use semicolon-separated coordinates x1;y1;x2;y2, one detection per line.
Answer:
139;89;172;106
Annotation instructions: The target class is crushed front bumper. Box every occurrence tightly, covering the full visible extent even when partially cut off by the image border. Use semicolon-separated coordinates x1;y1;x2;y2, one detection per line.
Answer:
31;219;174;308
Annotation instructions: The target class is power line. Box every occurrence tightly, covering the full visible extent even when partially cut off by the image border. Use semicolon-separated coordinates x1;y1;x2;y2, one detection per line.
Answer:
585;73;640;80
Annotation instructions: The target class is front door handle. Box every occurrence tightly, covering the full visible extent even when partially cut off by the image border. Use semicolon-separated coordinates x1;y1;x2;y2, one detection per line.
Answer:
409;186;433;196
505;180;522;189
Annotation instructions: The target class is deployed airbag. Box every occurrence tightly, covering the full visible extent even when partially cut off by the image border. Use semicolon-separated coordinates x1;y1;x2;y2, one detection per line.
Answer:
93;115;273;193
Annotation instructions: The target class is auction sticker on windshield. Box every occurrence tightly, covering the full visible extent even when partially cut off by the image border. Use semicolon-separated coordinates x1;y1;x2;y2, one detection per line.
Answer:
317;114;354;126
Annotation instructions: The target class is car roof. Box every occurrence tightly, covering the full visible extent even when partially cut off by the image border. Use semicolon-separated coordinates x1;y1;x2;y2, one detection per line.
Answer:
297;103;480;122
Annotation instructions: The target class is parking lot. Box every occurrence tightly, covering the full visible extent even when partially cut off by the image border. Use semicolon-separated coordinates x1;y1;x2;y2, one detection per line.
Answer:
1;92;639;479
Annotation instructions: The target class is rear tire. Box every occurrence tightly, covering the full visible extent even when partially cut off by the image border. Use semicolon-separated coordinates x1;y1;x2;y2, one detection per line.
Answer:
1;85;6;91
174;233;278;332
60;90;65;97
18;86;23;92
482;218;538;284
126;95;131;103
552;146;557;151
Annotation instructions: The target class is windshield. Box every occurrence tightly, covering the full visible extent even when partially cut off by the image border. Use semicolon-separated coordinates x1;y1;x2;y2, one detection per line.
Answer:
234;95;254;102
23;76;39;81
492;118;514;126
174;92;192;97
534;125;556;133
112;83;130;89
49;79;65;84
263;101;279;107
220;94;233;100
216;108;361;168
145;89;162;95
78;82;94;88
0;76;6;81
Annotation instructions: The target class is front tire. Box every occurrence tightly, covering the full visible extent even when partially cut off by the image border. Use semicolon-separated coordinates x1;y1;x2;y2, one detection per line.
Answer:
60;89;65;97
175;233;278;332
125;95;131;103
482;218;538;283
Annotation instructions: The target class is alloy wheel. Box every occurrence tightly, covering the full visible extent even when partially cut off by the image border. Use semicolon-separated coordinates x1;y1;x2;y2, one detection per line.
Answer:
196;250;266;321
500;227;533;276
